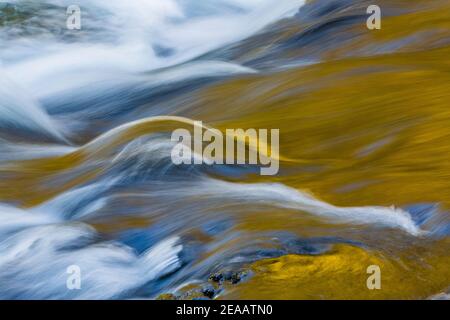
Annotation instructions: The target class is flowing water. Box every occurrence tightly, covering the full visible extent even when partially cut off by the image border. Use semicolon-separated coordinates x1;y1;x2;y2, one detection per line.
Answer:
0;0;449;299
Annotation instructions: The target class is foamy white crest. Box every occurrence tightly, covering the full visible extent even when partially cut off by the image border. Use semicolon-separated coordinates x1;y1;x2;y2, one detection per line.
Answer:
0;204;59;236
0;223;182;299
2;0;302;100
193;179;423;236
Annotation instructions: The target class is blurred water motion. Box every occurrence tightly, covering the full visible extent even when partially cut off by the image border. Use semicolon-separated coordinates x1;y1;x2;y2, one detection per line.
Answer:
0;0;450;299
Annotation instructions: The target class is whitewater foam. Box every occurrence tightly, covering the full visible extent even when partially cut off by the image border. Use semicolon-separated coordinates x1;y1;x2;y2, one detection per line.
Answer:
0;73;66;142
2;0;302;101
0;222;182;299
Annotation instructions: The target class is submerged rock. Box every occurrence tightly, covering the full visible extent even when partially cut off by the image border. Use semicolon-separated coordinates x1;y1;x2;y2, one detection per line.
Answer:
209;270;250;285
157;269;252;300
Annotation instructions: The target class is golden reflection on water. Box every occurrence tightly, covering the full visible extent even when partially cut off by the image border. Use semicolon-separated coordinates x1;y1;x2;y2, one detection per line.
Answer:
1;0;450;299
223;241;450;299
188;2;450;299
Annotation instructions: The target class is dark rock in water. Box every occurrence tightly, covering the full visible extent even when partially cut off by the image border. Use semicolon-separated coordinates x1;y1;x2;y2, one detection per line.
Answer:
180;288;212;300
208;269;250;285
232;270;250;284
231;272;242;284
201;285;216;299
209;272;224;283
157;269;251;300
222;271;234;282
